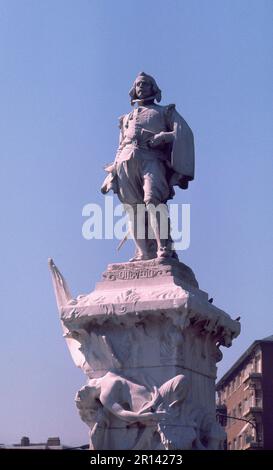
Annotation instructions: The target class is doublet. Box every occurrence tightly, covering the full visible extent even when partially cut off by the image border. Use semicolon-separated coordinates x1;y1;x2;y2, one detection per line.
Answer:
101;101;194;202
114;103;174;205
116;103;175;164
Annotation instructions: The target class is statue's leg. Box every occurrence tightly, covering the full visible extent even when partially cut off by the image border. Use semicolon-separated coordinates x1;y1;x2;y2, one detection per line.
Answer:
142;160;178;259
126;204;155;261
146;202;174;258
116;160;157;261
147;207;178;260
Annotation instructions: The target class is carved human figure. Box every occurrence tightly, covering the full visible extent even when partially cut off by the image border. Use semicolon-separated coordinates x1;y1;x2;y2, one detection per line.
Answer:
153;374;197;449
101;72;194;261
75;371;166;449
193;411;226;450
75;371;194;450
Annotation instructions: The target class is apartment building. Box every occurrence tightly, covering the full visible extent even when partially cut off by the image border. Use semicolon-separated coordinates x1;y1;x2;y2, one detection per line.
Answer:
216;335;273;450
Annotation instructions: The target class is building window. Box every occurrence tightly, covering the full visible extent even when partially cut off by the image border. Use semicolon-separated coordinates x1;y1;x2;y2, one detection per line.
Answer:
232;408;236;424
230;381;233;394
254;354;262;373
246;361;252;376
244;430;254;446
256;423;263;445
226;415;231;428
243;432;247;446
238;402;242;418
243;397;248;413
238;435;242;450
255;389;262;408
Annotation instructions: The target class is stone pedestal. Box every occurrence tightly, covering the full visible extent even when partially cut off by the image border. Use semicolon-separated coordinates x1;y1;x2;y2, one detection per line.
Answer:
49;258;240;450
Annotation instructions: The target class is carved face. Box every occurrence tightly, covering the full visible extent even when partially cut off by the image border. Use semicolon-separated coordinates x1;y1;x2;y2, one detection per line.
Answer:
135;77;153;100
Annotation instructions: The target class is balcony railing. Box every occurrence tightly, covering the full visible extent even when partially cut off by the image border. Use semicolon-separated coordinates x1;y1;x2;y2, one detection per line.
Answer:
243;371;262;384
243;398;263;416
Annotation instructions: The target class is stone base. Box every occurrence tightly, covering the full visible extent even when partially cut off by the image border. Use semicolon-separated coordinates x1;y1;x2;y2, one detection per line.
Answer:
49;258;240;450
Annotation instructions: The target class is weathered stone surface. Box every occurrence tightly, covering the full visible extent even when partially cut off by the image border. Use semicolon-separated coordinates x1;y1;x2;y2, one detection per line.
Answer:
49;258;240;450
101;72;195;261
102;258;198;286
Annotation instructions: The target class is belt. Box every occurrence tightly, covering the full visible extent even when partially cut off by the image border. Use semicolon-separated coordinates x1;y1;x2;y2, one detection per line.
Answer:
124;140;150;150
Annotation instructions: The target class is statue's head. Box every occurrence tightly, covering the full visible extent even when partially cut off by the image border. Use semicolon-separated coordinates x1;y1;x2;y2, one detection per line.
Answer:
129;72;161;105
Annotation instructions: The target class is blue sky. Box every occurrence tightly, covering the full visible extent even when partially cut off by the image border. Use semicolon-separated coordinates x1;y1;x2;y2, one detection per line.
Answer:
0;0;272;446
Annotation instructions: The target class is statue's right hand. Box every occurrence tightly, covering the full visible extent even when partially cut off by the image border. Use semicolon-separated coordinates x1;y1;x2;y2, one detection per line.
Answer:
103;162;116;173
148;132;166;148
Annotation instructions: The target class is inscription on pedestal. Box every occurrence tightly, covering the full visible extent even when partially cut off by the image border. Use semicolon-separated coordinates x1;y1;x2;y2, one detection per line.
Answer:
102;259;199;287
103;266;171;281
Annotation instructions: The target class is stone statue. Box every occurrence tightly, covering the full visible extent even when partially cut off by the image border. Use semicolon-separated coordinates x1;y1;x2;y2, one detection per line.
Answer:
101;72;194;261
75;369;226;450
49;73;241;451
75;371;196;450
75;371;166;450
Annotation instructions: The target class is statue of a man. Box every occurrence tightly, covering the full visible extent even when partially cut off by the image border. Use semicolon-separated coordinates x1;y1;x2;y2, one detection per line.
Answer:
101;72;194;261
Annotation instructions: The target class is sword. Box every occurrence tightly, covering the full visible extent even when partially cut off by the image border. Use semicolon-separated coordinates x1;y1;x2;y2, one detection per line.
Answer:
117;231;130;251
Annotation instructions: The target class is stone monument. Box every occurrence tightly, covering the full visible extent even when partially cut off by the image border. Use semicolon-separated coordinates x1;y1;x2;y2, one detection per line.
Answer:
49;73;240;450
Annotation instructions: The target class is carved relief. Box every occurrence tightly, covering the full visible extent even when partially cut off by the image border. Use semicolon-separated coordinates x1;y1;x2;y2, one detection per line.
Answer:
75;372;196;450
150;287;185;300
49;259;240;450
160;320;184;364
75;370;226;450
